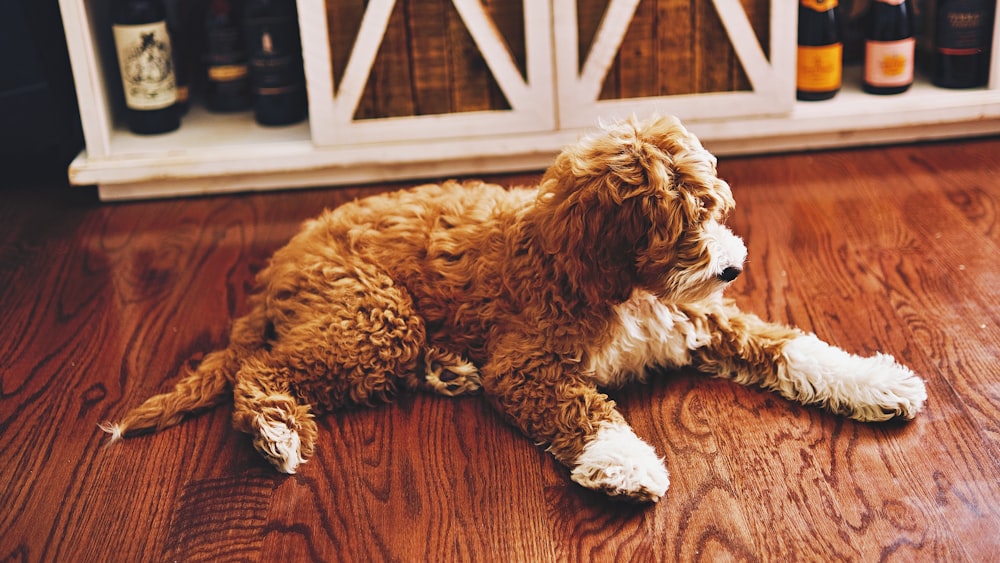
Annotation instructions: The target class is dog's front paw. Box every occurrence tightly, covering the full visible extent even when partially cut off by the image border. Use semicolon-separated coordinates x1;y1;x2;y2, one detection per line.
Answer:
569;423;670;503
782;335;927;422
844;353;927;422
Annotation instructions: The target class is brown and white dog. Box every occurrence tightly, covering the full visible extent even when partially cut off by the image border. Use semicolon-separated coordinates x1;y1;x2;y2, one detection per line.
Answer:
102;115;926;502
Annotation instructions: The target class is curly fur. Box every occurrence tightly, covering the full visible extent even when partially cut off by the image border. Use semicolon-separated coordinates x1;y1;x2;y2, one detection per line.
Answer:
103;115;927;501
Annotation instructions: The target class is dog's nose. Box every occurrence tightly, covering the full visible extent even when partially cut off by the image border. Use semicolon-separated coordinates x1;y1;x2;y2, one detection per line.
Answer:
718;266;742;282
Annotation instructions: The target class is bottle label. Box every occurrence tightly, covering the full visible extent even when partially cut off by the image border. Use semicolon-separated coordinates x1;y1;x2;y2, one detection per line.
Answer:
936;1;989;55
112;22;177;110
797;43;843;92
865;38;916;87
800;0;838;11
246;15;303;89
208;64;250;82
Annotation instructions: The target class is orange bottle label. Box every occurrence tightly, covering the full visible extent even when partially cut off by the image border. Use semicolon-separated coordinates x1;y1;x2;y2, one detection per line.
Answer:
801;0;839;11
797;43;843;92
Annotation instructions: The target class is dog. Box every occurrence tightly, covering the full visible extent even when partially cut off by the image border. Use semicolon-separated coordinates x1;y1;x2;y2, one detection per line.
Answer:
102;115;927;502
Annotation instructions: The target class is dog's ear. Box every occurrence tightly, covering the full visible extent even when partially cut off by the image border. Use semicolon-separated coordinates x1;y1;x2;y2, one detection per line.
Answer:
529;150;647;302
530;115;734;299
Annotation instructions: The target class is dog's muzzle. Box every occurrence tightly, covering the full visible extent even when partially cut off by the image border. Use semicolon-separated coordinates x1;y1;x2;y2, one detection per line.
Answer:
718;266;742;282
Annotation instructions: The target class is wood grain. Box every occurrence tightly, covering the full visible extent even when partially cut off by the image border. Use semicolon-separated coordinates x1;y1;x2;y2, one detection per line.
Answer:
2;139;1000;561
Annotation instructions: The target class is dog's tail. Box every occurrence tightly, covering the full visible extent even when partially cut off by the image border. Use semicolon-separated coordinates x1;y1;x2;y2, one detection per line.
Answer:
99;348;237;441
101;304;267;442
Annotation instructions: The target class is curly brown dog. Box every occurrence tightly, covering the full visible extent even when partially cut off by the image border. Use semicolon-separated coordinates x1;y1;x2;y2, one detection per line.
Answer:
102;115;926;502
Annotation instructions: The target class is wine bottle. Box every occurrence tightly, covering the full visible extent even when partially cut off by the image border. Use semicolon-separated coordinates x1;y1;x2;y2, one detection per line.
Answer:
863;0;916;95
111;0;181;134
164;0;190;113
933;0;995;88
797;0;843;101
244;0;307;125
204;0;252;112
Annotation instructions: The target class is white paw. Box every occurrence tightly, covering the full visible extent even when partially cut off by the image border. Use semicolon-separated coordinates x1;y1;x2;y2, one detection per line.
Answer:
253;414;306;474
570;423;670;502
782;335;928;422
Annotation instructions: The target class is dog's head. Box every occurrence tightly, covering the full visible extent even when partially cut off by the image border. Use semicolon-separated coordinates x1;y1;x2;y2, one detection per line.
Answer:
533;115;747;303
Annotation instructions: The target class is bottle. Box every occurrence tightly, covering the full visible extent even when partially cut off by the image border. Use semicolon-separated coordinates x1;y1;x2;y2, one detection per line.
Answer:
863;0;916;95
797;0;843;101
164;0;190;113
244;0;307;125
933;0;995;88
204;0;252;112
111;0;181;134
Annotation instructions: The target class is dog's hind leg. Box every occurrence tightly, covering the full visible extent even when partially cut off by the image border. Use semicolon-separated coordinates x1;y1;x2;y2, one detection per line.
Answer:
421;347;481;397
690;305;927;422
230;352;318;474
234;265;427;472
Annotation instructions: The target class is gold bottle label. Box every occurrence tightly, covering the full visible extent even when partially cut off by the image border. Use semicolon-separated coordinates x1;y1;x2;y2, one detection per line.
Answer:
801;0;839;11
797;43;843;91
208;64;249;82
112;22;177;110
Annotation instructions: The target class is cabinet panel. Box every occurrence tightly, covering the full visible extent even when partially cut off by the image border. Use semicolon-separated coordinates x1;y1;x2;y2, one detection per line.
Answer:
304;0;555;146
555;0;793;128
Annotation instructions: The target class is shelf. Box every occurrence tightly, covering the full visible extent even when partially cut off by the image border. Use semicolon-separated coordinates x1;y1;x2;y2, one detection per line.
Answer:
693;65;1000;155
794;65;998;120
105;105;312;158
70;70;1000;200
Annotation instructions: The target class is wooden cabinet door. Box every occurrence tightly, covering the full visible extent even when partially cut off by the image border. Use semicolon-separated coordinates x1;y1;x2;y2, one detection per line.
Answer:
302;0;555;146
553;0;794;129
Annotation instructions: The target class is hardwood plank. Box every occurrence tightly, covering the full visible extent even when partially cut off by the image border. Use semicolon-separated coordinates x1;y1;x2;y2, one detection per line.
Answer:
446;1;504;113
357;1;415;119
615;0;657;99
656;0;694;96
406;0;452;116
1;140;999;561
324;0;366;93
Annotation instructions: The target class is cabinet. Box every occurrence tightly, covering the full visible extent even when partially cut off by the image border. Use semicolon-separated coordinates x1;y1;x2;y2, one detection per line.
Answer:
60;0;1000;201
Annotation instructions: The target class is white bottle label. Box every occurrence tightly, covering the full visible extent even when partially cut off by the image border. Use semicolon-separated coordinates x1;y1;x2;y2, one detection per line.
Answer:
112;22;177;110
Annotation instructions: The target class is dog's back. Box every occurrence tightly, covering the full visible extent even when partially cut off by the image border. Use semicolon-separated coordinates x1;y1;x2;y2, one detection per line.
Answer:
281;180;538;362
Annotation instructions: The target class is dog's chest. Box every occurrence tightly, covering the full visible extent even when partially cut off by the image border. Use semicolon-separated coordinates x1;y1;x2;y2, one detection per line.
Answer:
585;291;712;388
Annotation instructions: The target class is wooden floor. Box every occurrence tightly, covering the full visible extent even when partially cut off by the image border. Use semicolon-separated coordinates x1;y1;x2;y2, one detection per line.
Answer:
2;137;998;562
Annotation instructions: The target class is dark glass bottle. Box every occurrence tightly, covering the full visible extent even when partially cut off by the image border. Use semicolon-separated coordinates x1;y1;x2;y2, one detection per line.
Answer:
797;0;843;101
204;0;252;112
244;0;307;125
863;0;916;95
164;0;190;113
933;0;995;88
111;0;181;134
